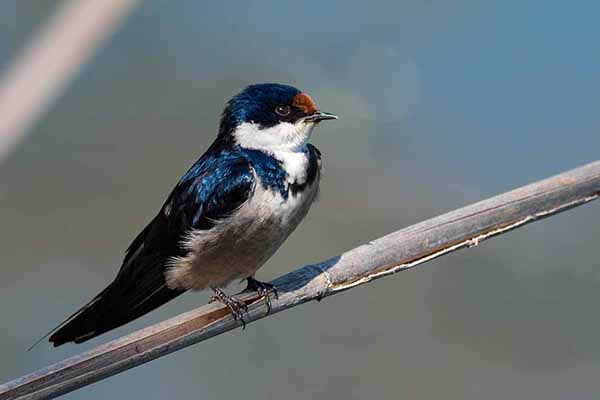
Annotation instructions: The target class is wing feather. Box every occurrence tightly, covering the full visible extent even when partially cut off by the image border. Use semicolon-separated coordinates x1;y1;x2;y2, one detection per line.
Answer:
48;148;255;346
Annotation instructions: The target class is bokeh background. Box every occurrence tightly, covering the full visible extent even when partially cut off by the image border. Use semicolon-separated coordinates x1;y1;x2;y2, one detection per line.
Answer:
1;1;599;399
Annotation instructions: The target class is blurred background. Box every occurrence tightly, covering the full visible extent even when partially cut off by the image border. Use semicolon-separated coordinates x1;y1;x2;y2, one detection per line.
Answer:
1;1;599;399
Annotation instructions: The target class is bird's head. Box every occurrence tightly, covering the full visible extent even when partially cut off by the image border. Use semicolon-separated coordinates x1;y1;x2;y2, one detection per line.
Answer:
218;83;337;151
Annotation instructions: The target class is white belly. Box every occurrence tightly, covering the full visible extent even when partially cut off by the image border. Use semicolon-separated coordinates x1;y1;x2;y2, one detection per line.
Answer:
164;175;320;291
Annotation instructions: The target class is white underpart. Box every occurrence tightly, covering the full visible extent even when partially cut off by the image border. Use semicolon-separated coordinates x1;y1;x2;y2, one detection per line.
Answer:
165;170;321;291
278;150;309;185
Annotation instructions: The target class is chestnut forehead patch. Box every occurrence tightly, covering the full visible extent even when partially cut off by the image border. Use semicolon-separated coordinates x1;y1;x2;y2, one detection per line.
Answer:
292;92;318;115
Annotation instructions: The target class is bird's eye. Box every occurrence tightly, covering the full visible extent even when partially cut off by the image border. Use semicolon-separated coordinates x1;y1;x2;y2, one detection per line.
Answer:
275;105;290;117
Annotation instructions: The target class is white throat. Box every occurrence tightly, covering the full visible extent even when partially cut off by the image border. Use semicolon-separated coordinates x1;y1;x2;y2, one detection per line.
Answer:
233;121;316;153
233;121;315;185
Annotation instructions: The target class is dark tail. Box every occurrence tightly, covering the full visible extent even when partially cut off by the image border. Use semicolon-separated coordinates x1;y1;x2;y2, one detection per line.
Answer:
48;283;183;347
44;211;188;347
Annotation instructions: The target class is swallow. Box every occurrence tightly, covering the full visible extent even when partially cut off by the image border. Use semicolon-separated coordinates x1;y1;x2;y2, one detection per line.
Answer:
47;83;337;346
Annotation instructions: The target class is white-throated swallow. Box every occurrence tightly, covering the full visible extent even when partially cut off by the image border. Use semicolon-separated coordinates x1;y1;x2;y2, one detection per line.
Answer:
47;83;337;346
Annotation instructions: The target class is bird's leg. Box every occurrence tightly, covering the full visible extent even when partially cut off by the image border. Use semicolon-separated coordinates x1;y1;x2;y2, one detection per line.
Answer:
210;287;248;328
245;277;279;299
242;277;278;313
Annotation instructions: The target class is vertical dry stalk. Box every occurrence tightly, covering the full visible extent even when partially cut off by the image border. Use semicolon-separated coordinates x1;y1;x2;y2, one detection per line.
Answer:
0;0;140;163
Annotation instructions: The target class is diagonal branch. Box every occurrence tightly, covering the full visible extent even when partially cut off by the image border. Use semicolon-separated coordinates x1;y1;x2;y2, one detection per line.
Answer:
1;160;599;400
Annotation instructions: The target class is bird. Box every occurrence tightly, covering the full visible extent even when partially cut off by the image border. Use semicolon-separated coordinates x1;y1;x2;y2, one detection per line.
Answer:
46;83;337;346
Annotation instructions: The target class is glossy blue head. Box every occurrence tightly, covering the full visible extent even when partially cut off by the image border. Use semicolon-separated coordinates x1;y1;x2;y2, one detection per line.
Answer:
217;83;337;151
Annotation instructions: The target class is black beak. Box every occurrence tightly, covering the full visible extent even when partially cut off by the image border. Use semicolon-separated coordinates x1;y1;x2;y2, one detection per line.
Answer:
304;111;338;122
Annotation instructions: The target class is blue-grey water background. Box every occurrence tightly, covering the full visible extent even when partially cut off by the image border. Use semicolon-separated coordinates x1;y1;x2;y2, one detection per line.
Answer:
1;1;599;399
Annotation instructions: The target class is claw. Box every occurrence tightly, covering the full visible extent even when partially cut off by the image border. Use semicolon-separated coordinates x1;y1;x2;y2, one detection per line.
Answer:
243;277;278;313
210;288;248;328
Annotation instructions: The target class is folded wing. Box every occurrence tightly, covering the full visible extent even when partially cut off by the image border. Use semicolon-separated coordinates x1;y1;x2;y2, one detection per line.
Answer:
48;148;255;346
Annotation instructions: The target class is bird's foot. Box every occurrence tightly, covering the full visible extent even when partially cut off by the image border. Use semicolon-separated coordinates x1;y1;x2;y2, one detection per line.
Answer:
243;277;278;313
210;288;248;328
